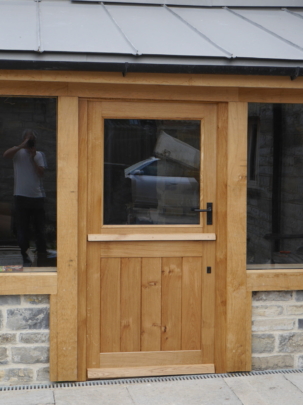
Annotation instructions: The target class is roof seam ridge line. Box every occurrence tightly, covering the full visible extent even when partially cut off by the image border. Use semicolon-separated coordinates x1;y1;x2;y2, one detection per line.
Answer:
35;0;43;53
282;7;303;21
224;7;303;54
164;5;233;58
101;2;140;56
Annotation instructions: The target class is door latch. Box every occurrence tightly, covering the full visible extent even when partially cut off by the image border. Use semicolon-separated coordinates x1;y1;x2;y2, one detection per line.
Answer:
191;202;213;225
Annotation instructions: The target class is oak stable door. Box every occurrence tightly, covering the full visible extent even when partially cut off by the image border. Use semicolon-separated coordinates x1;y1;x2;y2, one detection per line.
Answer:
85;100;217;379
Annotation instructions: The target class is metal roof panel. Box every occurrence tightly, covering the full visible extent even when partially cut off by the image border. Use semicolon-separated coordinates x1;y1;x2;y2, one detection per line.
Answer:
40;1;134;54
0;1;37;51
106;4;228;57
233;8;303;52
172;7;303;60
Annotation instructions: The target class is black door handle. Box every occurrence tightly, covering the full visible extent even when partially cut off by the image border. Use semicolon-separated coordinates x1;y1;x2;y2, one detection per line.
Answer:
191;202;213;225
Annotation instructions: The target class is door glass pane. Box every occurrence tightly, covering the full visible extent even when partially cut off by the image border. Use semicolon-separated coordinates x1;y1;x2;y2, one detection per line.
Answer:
104;119;200;225
247;103;303;268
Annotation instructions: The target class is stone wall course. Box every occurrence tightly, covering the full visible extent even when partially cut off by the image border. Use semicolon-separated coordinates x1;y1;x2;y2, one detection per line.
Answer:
6;308;49;330
12;347;49;364
19;332;49;344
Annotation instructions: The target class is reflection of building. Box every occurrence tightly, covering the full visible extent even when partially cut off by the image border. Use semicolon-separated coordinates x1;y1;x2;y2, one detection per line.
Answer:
2;0;303;386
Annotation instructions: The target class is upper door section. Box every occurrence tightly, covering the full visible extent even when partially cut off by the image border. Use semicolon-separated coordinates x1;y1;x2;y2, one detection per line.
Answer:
86;100;217;236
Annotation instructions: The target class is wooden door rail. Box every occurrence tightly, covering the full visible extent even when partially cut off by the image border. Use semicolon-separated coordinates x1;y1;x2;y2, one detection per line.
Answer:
88;233;216;242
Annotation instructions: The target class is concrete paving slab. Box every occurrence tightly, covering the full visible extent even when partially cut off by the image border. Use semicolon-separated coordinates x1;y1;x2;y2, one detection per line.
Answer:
54;385;135;405
0;389;54;405
283;373;303;393
232;374;303;405
224;377;268;405
126;378;243;405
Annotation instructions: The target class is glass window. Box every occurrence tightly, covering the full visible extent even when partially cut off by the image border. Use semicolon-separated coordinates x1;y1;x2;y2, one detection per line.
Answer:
247;103;303;268
104;119;200;225
0;98;56;271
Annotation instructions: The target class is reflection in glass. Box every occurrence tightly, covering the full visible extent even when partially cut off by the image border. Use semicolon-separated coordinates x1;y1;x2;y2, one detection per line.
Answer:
104;120;200;225
0;98;56;270
247;103;303;267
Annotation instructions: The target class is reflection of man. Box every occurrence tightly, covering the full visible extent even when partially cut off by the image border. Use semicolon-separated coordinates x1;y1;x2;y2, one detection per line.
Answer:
3;129;47;266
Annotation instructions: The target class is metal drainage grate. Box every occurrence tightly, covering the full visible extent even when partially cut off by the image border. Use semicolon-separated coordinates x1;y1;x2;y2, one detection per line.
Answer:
1;368;303;392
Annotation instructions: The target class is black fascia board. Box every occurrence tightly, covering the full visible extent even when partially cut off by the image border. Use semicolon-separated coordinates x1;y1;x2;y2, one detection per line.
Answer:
0;59;301;78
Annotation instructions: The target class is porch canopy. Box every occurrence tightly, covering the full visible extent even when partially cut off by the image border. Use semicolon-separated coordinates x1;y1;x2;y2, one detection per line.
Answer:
1;0;303;76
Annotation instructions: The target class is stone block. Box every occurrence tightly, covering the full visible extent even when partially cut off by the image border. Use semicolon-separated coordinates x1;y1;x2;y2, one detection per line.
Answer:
252;334;275;353
252;291;293;301
286;305;303;315
0;310;2;330
19;332;49;344
0;333;17;344
0;368;34;385
23;295;50;305
0;347;8;364
278;333;303;353
252;305;284;317
0;296;21;305
299;319;303;329
37;367;50;381
252;355;294;371
295;291;303;302
12;347;49;364
6;308;49;330
252;319;295;332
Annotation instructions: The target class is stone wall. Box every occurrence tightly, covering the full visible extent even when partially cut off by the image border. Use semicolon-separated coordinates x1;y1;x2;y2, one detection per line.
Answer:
0;295;50;386
252;291;303;370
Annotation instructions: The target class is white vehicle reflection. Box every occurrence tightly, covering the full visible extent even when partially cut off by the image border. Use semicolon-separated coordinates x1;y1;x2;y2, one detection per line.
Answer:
124;156;199;214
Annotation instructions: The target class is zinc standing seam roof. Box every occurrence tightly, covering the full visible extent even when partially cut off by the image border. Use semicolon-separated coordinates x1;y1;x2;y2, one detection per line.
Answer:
0;0;303;71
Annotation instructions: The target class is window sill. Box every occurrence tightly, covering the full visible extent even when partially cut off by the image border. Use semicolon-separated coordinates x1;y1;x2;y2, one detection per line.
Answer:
0;271;57;295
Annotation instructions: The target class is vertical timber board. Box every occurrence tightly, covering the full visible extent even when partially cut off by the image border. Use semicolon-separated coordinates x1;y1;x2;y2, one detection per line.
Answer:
182;257;202;351
100;258;121;353
86;101;103;367
201;105;216;365
162;258;182;351
215;103;228;373
49;294;58;381
226;102;248;372
120;258;141;352
141;258;162;351
57;96;79;381
78;99;88;380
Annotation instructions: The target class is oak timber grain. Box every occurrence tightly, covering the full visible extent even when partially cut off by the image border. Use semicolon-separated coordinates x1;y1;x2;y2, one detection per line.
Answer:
77;99;88;381
87;364;215;379
0;273;57;295
1;69;303;90
182;257;202;351
100;258;121;352
214;103;228;373
88;233;216;242
226;102;248;372
120;258;142;352
86;101;103;368
247;269;303;291
141;258;162;351
57;96;78;381
161;258;182;351
100;350;202;368
100;241;205;258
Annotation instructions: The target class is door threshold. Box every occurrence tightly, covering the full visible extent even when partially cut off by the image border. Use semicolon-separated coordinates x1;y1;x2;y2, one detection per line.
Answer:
87;364;215;380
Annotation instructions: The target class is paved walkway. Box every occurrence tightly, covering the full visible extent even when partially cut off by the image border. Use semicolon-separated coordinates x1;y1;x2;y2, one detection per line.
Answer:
2;372;303;405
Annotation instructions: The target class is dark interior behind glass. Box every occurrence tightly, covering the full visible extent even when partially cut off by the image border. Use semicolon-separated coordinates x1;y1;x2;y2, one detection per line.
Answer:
247;103;303;267
0;98;56;270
